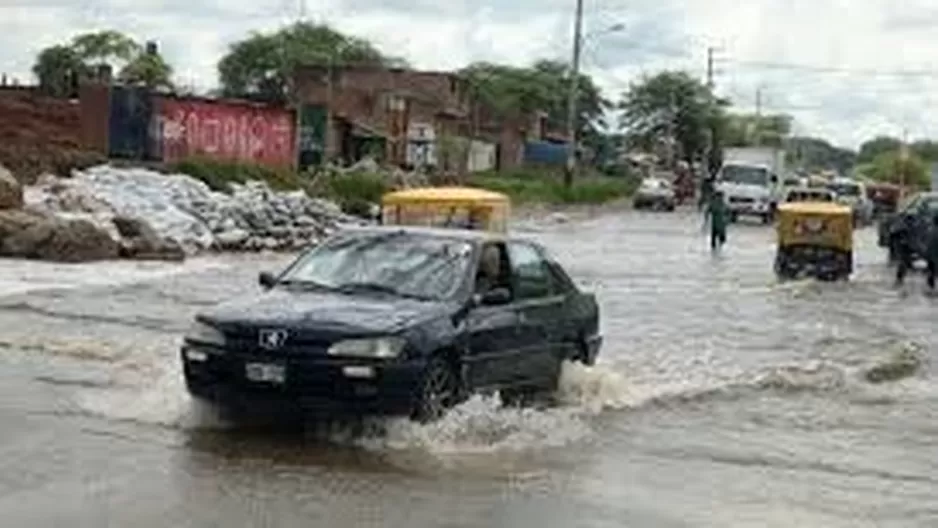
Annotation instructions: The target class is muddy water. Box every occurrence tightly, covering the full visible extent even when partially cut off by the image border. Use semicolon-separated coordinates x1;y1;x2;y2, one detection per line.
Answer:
0;209;936;527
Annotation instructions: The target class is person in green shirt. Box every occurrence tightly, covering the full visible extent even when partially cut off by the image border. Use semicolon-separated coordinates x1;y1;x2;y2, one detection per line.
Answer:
703;190;729;251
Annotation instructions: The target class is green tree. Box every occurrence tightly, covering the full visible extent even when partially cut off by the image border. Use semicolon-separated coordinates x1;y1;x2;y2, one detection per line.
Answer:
787;136;857;174
32;30;174;94
911;139;938;162
119;51;173;89
461;60;609;143
617;70;728;167
32;45;89;97
724;113;793;147
218;22;405;102
860;151;928;188
71;30;141;66
857;136;902;164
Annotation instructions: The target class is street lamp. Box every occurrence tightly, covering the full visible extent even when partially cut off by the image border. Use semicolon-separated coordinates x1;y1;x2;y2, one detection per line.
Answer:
563;17;625;187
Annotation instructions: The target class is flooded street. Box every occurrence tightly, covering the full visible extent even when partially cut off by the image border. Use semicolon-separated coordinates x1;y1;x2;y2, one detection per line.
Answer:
0;207;936;527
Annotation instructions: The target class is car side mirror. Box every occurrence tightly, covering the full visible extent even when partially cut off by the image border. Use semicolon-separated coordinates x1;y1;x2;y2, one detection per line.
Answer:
258;271;277;289
475;287;512;306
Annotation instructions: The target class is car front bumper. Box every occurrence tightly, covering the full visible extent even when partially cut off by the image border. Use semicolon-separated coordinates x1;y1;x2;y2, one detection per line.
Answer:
180;344;426;416
726;198;772;215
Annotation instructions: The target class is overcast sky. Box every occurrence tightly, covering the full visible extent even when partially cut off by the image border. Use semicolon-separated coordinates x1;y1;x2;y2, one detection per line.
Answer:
3;0;938;150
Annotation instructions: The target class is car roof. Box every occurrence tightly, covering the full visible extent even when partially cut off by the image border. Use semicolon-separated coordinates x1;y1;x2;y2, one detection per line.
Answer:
381;186;509;205
336;224;524;244
777;202;852;215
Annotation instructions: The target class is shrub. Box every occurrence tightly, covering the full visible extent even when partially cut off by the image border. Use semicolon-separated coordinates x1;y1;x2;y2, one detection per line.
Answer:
469;167;636;204
168;157;303;193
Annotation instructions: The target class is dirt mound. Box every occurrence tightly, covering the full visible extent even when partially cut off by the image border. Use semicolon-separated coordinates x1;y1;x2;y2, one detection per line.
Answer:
0;90;105;183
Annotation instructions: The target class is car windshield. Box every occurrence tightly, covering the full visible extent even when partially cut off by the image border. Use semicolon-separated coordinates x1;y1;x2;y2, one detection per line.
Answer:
277;231;473;300
641;178;667;190
721;165;769;186
828;182;860;196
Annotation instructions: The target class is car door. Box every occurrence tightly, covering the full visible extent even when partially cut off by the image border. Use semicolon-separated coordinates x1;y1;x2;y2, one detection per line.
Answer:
505;241;569;386
463;242;522;389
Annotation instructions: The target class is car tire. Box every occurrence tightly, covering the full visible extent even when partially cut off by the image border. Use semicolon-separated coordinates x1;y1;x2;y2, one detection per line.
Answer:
411;358;457;423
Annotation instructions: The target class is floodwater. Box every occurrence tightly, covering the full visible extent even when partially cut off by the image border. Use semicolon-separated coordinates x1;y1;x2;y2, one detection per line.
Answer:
0;208;936;527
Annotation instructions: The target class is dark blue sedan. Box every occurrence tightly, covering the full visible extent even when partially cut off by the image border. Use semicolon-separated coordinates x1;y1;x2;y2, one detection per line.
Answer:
180;226;602;422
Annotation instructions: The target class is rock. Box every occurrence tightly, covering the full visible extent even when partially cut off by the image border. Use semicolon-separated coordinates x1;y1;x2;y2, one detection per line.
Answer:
112;215;186;261
1;214;119;262
21;165;353;256
215;228;250;248
0;165;23;209
0;209;45;241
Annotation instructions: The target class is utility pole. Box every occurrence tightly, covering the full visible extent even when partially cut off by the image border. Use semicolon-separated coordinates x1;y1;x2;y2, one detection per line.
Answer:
753;85;763;146
563;0;585;188
706;47;714;89
900;127;909;199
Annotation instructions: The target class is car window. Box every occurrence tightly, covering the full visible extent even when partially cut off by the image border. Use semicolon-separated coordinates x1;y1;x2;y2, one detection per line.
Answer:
278;231;473;300
507;242;552;300
720;165;768;185
922;198;938;215
473;242;511;296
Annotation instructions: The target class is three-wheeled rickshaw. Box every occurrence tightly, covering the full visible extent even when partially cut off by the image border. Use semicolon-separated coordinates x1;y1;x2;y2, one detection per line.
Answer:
774;201;854;281
380;186;510;232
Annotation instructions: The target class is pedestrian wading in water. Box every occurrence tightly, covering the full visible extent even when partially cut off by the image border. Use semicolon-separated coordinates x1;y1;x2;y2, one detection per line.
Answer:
925;213;938;291
703;190;729;251
891;213;917;287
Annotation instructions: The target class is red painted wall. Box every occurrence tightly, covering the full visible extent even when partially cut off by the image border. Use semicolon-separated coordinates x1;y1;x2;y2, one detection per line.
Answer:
152;96;296;166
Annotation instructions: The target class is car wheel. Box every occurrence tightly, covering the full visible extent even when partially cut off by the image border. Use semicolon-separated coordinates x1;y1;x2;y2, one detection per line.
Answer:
729;212;738;223
411;358;457;423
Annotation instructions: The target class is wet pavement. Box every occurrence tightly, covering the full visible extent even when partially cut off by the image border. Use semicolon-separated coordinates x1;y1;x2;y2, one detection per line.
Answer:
0;207;936;527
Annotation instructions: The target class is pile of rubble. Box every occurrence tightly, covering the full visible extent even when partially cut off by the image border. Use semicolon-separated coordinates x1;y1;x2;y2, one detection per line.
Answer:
0;163;362;263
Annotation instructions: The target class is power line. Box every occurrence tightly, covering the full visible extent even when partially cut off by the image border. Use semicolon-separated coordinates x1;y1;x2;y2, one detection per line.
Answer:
725;58;938;78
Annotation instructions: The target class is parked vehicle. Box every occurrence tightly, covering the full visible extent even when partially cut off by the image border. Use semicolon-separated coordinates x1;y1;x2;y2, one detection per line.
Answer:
380;186;511;233
180;226;603;422
774;202;854;281
827;178;874;227
877;192;938;263
633;177;676;211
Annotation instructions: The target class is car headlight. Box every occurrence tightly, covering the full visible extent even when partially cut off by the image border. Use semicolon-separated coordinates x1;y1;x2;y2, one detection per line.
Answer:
328;337;406;358
184;321;226;346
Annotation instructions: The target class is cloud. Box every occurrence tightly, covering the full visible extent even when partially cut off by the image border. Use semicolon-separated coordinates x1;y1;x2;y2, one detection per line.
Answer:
2;0;938;149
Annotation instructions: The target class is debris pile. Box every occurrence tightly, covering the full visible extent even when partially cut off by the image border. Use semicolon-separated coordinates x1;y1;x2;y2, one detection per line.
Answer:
22;164;362;259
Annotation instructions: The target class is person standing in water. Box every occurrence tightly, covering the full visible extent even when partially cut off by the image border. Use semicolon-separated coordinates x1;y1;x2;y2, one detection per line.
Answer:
925;213;938;291
703;189;729;251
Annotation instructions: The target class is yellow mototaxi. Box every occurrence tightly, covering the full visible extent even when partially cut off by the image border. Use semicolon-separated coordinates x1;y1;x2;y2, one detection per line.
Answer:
774;201;854;281
380;186;510;233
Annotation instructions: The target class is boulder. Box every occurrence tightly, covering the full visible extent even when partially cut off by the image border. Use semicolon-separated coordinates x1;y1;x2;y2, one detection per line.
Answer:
112;215;186;261
1;214;119;262
0;165;23;210
0;209;45;241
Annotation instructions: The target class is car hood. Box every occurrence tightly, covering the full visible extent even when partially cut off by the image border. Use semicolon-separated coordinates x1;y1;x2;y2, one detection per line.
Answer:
199;288;450;335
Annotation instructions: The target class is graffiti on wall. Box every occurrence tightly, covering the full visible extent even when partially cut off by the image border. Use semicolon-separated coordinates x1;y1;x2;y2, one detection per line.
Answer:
152;98;295;166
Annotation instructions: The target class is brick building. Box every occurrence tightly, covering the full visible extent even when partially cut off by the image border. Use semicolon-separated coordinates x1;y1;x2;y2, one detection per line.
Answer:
292;65;544;171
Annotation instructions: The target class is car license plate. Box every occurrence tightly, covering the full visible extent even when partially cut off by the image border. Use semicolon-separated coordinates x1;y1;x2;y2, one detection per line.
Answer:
245;362;285;384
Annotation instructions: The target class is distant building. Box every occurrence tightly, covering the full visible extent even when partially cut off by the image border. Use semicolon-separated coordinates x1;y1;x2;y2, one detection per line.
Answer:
292;65;546;172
